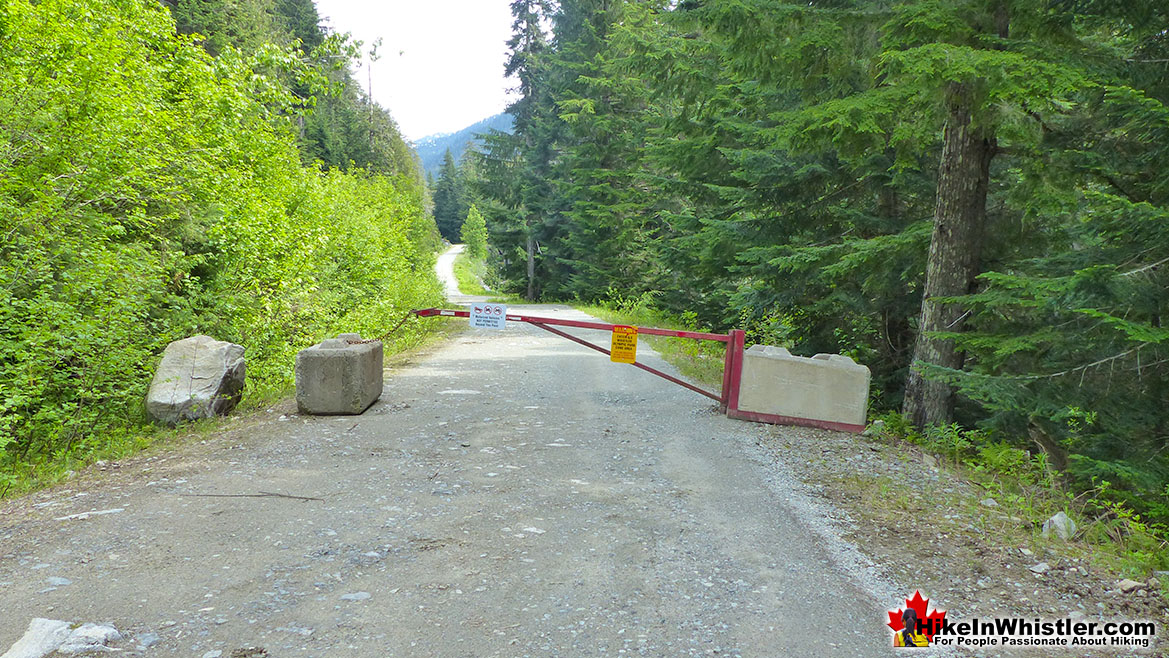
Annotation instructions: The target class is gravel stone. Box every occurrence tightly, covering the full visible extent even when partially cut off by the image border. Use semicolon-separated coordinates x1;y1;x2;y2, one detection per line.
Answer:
136;632;160;649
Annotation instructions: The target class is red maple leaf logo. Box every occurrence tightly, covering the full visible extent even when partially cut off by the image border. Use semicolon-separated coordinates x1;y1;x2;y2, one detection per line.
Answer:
887;591;947;641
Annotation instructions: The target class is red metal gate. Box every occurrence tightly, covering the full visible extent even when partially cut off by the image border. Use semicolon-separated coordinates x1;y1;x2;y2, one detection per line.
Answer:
411;307;862;433
413;307;746;413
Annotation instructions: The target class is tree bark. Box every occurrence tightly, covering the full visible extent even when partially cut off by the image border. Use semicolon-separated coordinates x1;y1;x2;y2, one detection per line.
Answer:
526;232;536;301
1027;422;1069;473
902;83;995;428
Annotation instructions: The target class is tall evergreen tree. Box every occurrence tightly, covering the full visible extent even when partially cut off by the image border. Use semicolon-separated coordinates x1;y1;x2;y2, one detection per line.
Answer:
894;1;1008;427
432;149;468;242
494;0;555;299
551;0;662;299
924;0;1169;509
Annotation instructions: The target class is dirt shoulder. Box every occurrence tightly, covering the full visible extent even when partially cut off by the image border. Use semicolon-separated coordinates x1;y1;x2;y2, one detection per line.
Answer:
755;423;1169;655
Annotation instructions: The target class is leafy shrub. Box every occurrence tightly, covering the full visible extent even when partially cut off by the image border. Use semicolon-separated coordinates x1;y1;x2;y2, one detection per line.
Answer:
461;205;488;260
0;0;441;485
1081;480;1169;572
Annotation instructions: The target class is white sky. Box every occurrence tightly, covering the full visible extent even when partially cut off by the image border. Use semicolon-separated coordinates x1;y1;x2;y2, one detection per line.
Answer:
314;0;515;142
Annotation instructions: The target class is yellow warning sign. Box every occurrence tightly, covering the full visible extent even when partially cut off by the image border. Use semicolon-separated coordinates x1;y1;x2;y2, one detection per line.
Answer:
610;325;638;364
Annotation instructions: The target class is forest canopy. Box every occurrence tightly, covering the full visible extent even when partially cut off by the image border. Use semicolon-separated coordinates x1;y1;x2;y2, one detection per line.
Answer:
471;0;1169;523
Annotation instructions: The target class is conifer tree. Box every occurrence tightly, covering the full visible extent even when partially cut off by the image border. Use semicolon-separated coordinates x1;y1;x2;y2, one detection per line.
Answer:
499;0;555;299
432;149;468;242
551;0;661;299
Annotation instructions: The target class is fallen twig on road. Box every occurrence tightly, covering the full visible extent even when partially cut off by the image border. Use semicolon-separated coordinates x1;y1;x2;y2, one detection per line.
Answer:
176;491;322;502
54;508;125;521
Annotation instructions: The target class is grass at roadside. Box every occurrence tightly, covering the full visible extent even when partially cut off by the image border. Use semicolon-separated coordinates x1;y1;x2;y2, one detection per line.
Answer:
451;251;524;303
452;251;492;296
868;414;1169;579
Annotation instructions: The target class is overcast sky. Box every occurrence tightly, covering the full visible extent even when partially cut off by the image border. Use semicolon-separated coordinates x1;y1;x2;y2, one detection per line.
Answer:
314;0;515;142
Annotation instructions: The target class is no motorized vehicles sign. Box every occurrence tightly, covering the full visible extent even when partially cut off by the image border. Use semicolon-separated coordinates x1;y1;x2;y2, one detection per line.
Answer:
470;303;507;330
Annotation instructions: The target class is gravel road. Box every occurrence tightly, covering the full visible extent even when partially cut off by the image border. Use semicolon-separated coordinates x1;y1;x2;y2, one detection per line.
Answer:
1;248;901;656
435;244;466;301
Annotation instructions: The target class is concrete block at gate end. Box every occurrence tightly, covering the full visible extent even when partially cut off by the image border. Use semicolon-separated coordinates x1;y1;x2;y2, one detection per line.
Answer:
295;335;383;415
737;345;870;430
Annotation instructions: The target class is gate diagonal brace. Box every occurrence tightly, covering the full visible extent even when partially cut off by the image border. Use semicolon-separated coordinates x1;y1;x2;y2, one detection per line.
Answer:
412;307;731;405
529;322;722;403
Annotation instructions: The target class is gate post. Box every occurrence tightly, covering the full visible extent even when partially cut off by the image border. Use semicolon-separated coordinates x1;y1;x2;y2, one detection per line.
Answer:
720;329;746;414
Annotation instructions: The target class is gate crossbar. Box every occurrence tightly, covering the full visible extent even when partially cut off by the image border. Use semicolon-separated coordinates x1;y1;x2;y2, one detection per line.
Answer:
414;308;729;342
412;308;744;409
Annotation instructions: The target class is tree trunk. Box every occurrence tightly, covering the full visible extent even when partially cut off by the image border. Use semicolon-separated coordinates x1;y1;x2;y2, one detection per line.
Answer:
526;232;536;301
902;83;995;428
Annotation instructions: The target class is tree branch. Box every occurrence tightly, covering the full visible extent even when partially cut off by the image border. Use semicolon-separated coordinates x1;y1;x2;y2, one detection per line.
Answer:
1122;256;1169;277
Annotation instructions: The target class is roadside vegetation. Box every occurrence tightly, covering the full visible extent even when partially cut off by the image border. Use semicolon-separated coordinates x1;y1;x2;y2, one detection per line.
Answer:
873;416;1169;577
0;0;443;497
452;251;493;298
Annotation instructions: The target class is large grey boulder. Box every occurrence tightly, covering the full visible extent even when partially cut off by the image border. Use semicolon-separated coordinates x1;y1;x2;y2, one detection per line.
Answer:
146;335;246;426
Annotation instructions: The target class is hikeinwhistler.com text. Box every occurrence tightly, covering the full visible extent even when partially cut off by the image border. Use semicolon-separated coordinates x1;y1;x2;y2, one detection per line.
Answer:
926;617;1157;649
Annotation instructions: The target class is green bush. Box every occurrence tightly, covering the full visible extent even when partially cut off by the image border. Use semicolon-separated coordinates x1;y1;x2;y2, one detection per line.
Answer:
460;204;488;260
0;0;441;485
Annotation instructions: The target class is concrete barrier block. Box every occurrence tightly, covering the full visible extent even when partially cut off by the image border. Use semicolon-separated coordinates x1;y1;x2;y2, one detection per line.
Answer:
737;345;870;431
295;335;383;415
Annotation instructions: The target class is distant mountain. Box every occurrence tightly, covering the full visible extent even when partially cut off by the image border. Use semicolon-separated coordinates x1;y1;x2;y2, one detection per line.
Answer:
413;113;514;178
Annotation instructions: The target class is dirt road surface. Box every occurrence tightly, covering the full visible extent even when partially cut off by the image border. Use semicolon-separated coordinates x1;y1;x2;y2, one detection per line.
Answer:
1;247;901;656
434;244;466;302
